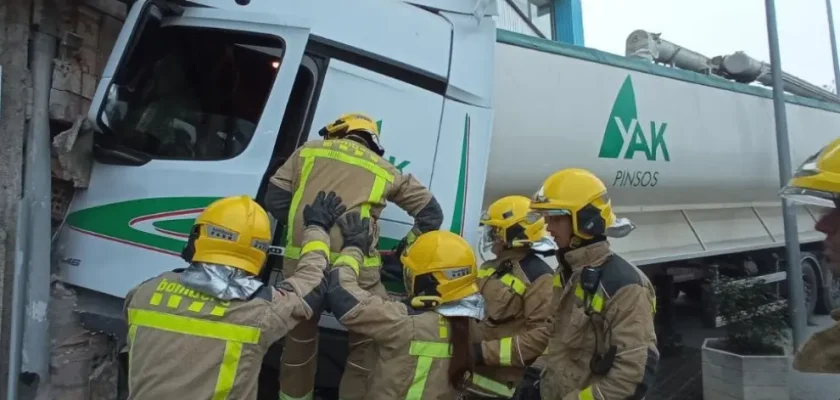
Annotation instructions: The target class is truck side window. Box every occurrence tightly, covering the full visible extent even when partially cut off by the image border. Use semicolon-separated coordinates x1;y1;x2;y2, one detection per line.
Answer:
99;26;285;161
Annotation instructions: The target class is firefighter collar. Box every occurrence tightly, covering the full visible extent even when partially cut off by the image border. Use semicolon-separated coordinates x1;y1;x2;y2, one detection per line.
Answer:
562;241;612;271
179;262;264;301
436;293;486;320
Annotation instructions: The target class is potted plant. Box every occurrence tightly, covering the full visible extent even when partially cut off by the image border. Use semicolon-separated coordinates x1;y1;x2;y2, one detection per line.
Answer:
701;275;791;400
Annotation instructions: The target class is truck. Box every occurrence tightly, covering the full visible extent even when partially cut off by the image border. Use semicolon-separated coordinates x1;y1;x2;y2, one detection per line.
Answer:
51;0;840;396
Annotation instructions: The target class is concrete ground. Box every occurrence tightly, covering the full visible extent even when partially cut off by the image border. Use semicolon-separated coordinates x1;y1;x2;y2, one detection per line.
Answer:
15;290;839;400
786;315;840;400
667;310;840;400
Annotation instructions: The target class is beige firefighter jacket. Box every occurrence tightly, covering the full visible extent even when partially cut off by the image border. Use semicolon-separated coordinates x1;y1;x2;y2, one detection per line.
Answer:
793;308;840;374
472;248;553;390
533;241;659;400
269;138;440;269
326;246;468;400
123;226;331;400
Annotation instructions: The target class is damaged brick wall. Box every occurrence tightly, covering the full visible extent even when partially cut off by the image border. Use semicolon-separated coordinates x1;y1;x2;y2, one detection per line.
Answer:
0;0;35;394
2;0;126;398
49;0;126;125
40;1;126;399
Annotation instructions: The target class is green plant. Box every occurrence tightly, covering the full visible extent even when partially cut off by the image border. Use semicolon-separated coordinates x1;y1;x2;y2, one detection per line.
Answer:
715;276;790;355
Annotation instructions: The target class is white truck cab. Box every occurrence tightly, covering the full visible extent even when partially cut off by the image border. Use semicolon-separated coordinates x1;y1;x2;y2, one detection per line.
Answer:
55;0;497;394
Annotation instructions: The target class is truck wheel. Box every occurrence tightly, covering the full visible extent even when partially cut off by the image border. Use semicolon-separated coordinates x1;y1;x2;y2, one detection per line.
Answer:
816;263;840;314
802;259;819;318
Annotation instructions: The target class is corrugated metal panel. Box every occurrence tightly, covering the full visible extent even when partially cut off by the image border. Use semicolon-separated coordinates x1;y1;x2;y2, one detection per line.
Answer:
495;0;542;37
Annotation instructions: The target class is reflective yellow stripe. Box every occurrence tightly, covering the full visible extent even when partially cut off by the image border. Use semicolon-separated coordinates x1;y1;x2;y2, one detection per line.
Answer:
553;274;562;288
211;341;243;400
499;337;513;366
409;341;451;358
471;374;515;397
299;148;395;182
167;294;182;308
363;176;387;218
128;309;260;344
575;284;605;312
335;254;360;275
285;156;317;258
478;268;526;295
591;294;604;312
127;324;138;391
500;274;526;295
188;301;205;313
579;386;595;400
406;356;433;400
286;247;381;268
150;292;163;305
301;240;329;256
210;306;226;317
406;340;450;400
438;315;448;339
405;228;419;245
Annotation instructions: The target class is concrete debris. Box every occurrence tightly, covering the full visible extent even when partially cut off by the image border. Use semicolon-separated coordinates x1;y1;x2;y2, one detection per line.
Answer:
31;279;119;400
51;116;93;188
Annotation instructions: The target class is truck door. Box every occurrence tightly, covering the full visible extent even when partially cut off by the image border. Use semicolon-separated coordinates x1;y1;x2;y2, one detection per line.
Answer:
55;1;311;298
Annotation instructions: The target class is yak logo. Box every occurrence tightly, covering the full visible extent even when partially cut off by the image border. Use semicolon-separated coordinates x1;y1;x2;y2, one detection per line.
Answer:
598;76;671;162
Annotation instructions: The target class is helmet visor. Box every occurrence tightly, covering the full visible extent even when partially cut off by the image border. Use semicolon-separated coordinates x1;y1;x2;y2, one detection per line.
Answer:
605;217;636;238
780;186;839;208
531;209;572;217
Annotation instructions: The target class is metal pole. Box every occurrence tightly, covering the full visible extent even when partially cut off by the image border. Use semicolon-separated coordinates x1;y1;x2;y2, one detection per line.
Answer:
827;0;840;95
764;0;807;349
21;29;56;382
6;201;30;400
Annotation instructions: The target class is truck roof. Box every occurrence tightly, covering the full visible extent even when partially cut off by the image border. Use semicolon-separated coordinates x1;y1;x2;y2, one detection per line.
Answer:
497;29;840;115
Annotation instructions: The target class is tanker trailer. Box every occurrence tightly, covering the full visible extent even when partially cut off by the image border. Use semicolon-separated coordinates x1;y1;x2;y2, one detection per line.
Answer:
489;30;840;334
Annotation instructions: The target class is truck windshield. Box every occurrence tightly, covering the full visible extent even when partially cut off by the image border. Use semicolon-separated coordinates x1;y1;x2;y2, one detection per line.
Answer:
99;25;285;160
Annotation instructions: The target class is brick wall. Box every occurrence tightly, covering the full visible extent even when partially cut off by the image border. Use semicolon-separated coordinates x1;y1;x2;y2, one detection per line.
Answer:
49;0;126;125
41;2;127;399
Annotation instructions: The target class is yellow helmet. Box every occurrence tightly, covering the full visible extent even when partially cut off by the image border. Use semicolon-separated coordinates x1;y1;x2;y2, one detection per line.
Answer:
480;195;547;248
780;137;840;208
400;231;478;309
184;195;272;276
531;168;634;239
318;112;384;156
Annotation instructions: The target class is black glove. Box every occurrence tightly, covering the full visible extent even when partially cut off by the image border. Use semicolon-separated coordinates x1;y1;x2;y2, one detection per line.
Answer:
303;191;346;230
337;212;371;251
512;366;542;400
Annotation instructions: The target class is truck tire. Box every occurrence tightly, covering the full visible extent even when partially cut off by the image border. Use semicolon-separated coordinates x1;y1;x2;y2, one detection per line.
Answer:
802;259;819;318
816;262;840;314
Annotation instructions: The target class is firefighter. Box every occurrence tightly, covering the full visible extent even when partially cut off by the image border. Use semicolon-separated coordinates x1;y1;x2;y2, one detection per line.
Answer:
466;195;555;398
263;112;444;400
513;168;659;400
779;137;840;374
122;192;345;399
326;209;486;399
